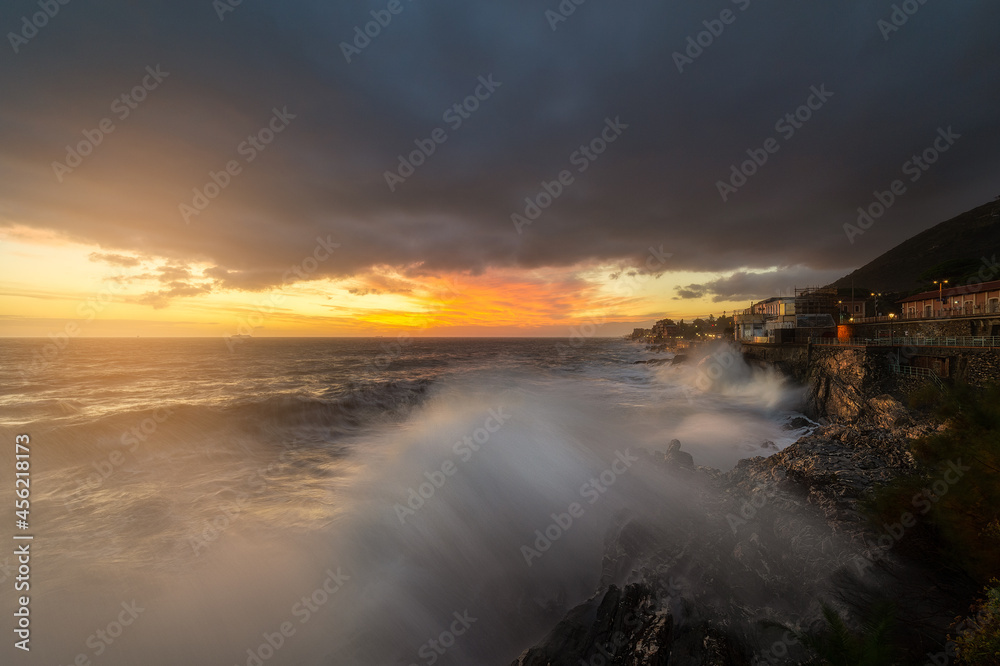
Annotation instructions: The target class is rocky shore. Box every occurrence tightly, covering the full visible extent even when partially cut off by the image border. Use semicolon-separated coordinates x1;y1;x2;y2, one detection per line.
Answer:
512;349;970;665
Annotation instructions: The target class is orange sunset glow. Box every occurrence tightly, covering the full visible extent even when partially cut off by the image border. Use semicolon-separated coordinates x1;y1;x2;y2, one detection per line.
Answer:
1;227;763;337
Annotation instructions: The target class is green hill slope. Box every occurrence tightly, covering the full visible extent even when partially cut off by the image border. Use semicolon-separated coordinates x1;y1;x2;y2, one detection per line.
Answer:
833;200;1000;293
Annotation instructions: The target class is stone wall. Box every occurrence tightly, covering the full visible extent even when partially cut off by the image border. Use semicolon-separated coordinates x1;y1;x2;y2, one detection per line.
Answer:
740;342;999;420
736;343;810;382
890;346;1000;387
847;316;1000;338
740;344;883;420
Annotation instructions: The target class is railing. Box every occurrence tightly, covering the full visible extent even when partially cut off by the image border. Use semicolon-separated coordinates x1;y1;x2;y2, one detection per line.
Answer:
890;363;945;390
844;315;896;324
900;304;1000;320
851;304;1000;323
809;336;1000;348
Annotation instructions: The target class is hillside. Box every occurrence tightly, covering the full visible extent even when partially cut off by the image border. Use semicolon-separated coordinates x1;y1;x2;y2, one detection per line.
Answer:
832;200;1000;294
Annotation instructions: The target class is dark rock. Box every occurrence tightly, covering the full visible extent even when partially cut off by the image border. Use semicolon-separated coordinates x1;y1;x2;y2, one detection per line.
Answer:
783;416;812;430
664;439;695;468
515;416;965;664
517;347;963;664
633;358;670;366
513;583;706;666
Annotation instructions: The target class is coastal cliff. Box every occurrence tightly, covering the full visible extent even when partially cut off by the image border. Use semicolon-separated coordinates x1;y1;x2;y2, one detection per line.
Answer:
512;346;970;665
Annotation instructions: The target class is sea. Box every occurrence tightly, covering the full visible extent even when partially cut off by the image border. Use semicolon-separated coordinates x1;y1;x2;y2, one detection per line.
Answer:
0;337;810;665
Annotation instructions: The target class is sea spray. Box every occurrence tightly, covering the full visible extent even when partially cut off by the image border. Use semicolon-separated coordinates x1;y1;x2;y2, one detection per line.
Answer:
3;338;813;665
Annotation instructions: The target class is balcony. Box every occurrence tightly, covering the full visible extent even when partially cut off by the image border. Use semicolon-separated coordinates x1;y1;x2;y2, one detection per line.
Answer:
810;336;1000;348
849;303;1000;324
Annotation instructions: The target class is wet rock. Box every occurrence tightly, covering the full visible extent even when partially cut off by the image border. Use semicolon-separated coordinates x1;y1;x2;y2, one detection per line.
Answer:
517;416;957;664
634;358;671;366
518;354;957;664
664;439;695;468
512;583;676;666
866;394;912;429
783;416;812;430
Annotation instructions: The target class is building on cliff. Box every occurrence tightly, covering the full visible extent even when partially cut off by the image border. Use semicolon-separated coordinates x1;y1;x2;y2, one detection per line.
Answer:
651;319;678;339
837;298;868;321
735;288;838;343
898;279;1000;320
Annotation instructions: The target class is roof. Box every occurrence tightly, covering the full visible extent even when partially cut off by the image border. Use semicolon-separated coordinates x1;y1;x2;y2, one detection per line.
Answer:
898;279;1000;303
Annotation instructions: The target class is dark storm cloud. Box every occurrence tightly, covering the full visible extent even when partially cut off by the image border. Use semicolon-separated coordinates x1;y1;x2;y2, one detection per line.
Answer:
1;0;998;296
676;266;848;303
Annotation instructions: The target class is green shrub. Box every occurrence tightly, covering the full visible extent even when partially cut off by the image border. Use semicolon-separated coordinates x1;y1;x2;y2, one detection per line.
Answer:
955;581;1000;665
872;382;1000;581
795;603;898;666
906;382;941;412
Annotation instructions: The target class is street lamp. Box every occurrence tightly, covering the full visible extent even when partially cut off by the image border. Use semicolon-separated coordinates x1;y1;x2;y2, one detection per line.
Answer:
871;292;882;316
934;280;949;316
888;312;895;343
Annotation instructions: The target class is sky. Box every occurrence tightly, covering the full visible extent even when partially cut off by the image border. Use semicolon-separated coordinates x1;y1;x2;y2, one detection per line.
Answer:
1;0;998;337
